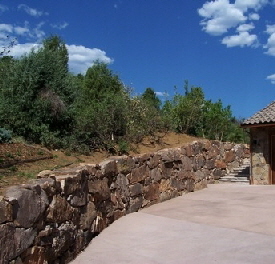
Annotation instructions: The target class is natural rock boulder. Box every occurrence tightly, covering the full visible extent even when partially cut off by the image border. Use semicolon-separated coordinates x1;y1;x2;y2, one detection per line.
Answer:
144;183;160;201
128;164;149;184
0;197;13;224
0;224;35;263
46;195;78;224
129;183;143;197
80;202;97;230
224;150;236;163
88;178;110;202
5;185;48;228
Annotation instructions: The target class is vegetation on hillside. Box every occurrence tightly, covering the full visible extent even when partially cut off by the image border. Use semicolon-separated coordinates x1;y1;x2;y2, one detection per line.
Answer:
0;36;248;154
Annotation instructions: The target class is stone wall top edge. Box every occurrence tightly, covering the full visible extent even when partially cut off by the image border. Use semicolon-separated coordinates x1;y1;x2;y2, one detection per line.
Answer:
2;140;249;190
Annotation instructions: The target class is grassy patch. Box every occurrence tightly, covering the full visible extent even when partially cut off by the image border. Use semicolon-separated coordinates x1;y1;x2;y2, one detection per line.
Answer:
18;172;35;179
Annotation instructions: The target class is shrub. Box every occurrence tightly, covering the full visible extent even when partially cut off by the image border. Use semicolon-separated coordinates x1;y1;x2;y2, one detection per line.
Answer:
118;140;130;155
0;128;12;143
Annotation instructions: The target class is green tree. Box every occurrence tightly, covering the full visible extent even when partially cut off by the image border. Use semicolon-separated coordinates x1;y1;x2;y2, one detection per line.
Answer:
73;62;128;151
0;56;16;91
0;35;76;147
197;99;247;142
141;87;161;110
84;62;122;100
171;86;204;134
197;100;229;140
125;96;164;143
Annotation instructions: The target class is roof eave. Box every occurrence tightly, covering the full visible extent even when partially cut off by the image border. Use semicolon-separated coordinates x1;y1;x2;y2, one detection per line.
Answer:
241;122;275;128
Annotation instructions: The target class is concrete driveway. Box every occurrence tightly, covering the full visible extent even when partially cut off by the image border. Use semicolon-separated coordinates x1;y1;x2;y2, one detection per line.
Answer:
71;184;275;264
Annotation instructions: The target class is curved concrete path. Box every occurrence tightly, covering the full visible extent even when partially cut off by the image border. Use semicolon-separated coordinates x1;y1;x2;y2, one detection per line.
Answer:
71;184;275;264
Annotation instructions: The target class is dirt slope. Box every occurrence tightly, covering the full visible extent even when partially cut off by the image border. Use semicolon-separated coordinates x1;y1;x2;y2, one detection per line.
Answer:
0;132;199;195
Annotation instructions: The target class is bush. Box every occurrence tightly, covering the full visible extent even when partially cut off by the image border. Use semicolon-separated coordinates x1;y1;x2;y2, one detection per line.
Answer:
117;140;130;155
0;128;12;143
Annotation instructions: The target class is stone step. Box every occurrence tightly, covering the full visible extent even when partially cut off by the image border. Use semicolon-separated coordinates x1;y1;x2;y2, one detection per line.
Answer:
219;177;249;184
233;165;249;170
219;180;249;185
219;162;250;184
227;172;250;178
220;176;249;181
232;167;250;173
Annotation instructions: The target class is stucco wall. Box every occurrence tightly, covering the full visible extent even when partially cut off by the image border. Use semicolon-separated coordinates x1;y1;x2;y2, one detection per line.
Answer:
0;140;249;264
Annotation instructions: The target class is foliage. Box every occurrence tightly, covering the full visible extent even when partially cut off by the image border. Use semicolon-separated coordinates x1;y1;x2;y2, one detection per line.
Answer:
0;128;12;143
0;36;76;147
0;35;248;153
125;96;164;143
164;85;204;134
198;100;232;141
195;100;248;143
161;84;248;143
73;62;128;151
117;139;130;155
141;87;161;110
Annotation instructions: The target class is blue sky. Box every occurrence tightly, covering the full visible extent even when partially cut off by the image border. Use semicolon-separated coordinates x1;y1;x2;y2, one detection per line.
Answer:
0;0;275;119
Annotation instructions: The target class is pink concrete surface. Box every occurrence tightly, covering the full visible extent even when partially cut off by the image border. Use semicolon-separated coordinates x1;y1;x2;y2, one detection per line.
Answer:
71;184;275;264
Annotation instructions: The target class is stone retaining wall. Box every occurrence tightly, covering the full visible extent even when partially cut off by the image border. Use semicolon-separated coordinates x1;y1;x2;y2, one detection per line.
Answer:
0;140;249;264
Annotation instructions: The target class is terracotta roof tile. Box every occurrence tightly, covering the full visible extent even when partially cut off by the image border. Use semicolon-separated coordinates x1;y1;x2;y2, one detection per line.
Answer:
242;101;275;125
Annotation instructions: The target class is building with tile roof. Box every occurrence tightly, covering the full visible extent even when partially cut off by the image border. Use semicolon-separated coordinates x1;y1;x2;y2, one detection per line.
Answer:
242;101;275;184
242;101;275;126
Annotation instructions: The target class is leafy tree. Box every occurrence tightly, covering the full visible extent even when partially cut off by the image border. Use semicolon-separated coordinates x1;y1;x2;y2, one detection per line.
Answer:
197;100;231;141
0;35;76;147
43;35;68;70
0;56;16;91
141;87;161;110
197;99;247;143
125;96;164;143
73;63;128;151
225;117;249;143
84;62;122;100
171;86;204;134
0;35;248;151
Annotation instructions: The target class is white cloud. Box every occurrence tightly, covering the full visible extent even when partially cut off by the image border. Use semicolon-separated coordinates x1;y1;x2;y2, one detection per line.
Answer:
264;24;275;56
267;73;275;84
14;26;30;36
50;22;69;30
235;0;268;11
248;13;260;20
155;92;169;97
67;45;113;73
0;24;13;33
198;0;247;36
237;23;255;32
0;21;46;44
266;24;275;34
198;0;268;36
264;34;275;55
0;32;8;41
8;43;113;74
0;24;15;47
222;31;258;47
18;4;48;17
9;43;40;57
